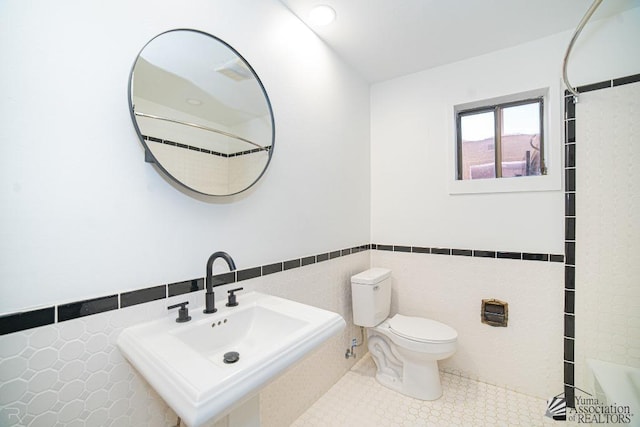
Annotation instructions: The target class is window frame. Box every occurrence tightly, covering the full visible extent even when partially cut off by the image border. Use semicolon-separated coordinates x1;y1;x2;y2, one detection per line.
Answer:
448;87;561;195
455;97;546;181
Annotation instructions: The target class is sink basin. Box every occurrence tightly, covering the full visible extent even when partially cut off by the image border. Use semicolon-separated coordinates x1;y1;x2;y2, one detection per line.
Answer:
117;292;345;427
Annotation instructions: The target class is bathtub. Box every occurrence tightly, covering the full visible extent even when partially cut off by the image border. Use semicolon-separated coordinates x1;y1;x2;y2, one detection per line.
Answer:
588;359;639;426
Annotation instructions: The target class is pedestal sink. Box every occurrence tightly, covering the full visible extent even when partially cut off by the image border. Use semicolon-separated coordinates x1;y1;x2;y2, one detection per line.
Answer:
117;292;345;427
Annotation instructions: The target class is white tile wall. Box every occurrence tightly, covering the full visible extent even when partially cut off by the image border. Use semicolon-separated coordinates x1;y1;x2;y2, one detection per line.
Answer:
574;82;640;391
0;253;368;427
235;254;370;427
371;250;564;400
228;152;270;195
150;141;231;195
0;248;569;425
0;303;177;427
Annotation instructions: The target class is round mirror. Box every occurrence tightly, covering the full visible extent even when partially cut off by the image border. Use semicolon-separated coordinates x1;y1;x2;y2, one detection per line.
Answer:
128;29;275;196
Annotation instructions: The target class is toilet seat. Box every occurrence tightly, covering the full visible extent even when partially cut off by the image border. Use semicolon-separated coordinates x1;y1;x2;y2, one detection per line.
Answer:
388;314;457;343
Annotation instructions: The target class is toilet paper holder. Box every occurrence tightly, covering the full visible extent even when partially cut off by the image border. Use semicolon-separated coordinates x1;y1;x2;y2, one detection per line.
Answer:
481;299;508;327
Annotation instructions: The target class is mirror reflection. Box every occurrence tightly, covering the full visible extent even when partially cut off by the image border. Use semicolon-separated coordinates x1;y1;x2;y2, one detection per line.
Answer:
129;29;274;196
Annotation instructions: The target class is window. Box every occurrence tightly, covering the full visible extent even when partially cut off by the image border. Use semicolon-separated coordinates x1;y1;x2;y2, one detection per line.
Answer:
456;98;546;181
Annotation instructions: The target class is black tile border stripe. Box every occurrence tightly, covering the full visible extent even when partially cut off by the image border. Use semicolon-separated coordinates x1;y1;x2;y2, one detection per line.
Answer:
0;307;55;335
212;271;236;286
168;278;204;297
575;80;611;93
2;240;564;335
301;256;316;266
566;119;575;143
374;245;563;263
121;285;166;308
237;267;261;282
431;247;451;255
564;290;575;314
564;84;576;406
613;73;640;87
452;249;472;257
473;250;496;258
316;252;329;262
564;338;575;361
262;262;283;276
550;254;565;263
497;251;521;260
523;253;549;262
565;266;575;290
565;169;576;192
58;295;119;322
283;259;301;270
144;134;272;158
563;73;640;96
412;246;431;254
0;244;367;335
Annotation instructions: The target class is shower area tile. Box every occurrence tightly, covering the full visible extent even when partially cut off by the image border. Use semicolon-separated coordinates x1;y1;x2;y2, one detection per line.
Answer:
573;81;640;402
292;355;558;427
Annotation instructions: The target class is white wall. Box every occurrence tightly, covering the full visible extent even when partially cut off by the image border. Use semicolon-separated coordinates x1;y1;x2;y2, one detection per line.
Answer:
0;0;371;314
370;7;640;253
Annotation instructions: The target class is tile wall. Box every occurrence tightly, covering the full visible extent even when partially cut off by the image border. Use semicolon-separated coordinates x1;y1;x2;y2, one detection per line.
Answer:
571;76;640;405
0;250;369;427
0;240;567;425
371;247;564;400
0;234;584;426
562;73;640;407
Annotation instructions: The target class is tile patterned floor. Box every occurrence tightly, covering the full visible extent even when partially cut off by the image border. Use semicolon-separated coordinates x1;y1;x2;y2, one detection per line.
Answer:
292;355;560;427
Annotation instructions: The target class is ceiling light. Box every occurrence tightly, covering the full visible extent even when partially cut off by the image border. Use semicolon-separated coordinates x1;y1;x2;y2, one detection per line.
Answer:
309;5;336;26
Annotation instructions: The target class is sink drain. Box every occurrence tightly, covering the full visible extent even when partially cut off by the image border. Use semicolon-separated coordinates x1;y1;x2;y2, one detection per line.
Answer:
223;351;240;364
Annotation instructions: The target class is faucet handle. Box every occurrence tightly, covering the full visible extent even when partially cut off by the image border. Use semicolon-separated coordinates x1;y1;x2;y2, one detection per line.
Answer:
168;301;192;323
226;288;244;307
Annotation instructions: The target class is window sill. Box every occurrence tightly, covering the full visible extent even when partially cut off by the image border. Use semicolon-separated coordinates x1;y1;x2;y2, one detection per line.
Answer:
448;173;561;195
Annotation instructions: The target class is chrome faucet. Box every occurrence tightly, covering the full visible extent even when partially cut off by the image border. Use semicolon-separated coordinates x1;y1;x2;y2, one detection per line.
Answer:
204;251;237;314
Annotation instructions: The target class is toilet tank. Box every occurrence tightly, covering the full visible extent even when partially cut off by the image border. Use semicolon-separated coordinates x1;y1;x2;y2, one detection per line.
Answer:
351;268;392;327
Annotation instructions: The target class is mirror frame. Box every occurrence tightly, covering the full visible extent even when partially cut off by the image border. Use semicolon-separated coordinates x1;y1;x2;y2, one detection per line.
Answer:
127;29;275;196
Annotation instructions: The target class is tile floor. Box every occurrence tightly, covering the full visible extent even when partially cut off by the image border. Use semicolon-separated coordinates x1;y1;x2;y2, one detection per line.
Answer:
291;354;560;427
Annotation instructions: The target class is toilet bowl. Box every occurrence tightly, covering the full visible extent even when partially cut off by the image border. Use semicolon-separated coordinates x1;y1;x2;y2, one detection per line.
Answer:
368;314;457;400
351;268;457;400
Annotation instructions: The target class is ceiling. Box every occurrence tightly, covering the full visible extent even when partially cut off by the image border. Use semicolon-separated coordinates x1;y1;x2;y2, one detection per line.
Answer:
279;0;640;83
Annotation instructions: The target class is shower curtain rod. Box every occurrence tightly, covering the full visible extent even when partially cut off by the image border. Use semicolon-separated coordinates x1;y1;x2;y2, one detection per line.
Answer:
562;0;603;102
134;111;269;151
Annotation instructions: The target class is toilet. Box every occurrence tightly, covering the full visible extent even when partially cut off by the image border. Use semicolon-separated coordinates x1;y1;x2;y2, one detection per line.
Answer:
351;268;457;400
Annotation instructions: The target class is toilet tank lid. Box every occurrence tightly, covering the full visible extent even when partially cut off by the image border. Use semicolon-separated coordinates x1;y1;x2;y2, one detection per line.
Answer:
351;268;391;285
